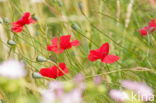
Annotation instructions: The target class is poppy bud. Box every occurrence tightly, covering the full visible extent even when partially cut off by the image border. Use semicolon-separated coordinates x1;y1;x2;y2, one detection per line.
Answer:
0;100;3;103
7;40;16;46
3;17;10;24
78;1;84;11
32;72;43;78
0;18;3;24
57;0;63;7
71;23;80;31
36;56;47;62
32;14;38;21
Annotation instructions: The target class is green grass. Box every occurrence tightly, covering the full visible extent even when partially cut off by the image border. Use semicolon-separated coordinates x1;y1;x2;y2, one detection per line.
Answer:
0;0;155;103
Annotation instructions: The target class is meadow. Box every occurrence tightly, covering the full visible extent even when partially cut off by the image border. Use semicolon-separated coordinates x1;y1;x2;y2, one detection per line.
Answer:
0;0;155;103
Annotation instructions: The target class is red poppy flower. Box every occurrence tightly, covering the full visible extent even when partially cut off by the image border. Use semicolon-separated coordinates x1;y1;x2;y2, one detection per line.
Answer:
11;12;36;33
139;19;156;36
47;35;80;54
39;63;69;79
139;26;149;36
88;42;119;64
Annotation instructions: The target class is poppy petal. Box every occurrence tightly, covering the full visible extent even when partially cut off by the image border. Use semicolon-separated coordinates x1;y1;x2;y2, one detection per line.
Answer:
47;45;57;51
99;42;109;55
149;19;156;28
47;45;64;54
139;28;148;36
71;40;80;46
51;37;58;45
39;67;57;79
47;35;79;54
58;63;69;76
60;35;71;43
39;63;68;79
102;55;119;64
60;35;71;49
47;37;64;54
11;25;24;33
88;50;102;61
11;12;36;33
21;12;33;24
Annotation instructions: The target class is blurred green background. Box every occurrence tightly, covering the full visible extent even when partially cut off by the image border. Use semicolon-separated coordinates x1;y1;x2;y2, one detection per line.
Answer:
0;0;155;103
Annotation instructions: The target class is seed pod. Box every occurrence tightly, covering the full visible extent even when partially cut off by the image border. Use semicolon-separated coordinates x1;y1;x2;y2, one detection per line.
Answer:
32;72;43;78
57;0;63;7
0;100;4;103
32;14;38;21
71;23;80;31
7;40;16;46
36;56;47;62
0;18;3;24
78;1;84;12
3;17;10;24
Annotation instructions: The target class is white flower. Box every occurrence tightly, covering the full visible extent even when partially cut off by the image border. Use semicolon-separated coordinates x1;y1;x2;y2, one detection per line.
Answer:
121;80;154;101
109;90;129;102
0;59;26;79
61;88;83;103
93;76;102;85
41;80;85;103
74;73;85;83
49;81;64;91
40;90;56;103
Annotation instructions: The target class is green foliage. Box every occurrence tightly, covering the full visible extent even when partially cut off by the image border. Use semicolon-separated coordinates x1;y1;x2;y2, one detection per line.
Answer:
0;0;155;103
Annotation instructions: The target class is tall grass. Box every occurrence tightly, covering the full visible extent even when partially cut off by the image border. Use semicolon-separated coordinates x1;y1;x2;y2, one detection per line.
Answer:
0;0;155;103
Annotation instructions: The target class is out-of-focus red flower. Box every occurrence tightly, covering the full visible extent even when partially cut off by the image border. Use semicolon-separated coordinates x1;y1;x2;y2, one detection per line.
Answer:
39;63;69;79
149;19;156;27
139;26;149;36
88;42;119;64
139;19;156;36
47;35;80;54
149;0;156;8
11;12;36;33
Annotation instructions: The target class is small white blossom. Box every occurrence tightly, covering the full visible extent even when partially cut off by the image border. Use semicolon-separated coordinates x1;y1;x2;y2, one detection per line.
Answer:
121;80;154;101
109;90;129;102
49;81;64;91
40;90;56;103
41;80;85;103
61;88;83;103
0;59;26;79
93;76;102;85
74;73;85;83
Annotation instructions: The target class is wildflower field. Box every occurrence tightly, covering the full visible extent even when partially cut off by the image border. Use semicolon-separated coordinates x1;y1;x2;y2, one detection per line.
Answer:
0;0;156;103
